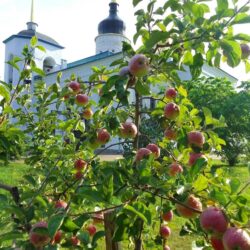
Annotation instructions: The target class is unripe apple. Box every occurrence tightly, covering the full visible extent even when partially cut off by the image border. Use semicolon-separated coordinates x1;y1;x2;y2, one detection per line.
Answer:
135;148;152;161
51;231;63;244
74;159;87;171
82;108;93;120
188;131;205;148
160;225;171;239
146;143;160;159
71;236;80;246
86;224;97;236
55;200;67;210
223;227;250;250
176;195;202;219
200;207;228;234
162;210;174;222
164;102;180;120
240;44;250;59
188;152;207;166
165;88;177;99
119;66;130;76
119;122;138;139
74;171;83;180
97;128;110;145
210;235;225;250
68;81;81;93
128;54;149;77
169;162;183;177
76;94;89;106
164;128;177;140
29;221;50;248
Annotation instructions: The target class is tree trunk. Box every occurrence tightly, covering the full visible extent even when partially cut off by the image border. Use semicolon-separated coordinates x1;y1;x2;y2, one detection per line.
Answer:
104;210;122;250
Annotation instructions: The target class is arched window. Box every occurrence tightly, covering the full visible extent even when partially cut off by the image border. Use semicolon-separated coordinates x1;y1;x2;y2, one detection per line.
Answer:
43;56;56;73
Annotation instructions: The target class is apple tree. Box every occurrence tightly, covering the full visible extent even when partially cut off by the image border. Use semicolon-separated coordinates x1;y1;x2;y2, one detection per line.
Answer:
0;0;250;250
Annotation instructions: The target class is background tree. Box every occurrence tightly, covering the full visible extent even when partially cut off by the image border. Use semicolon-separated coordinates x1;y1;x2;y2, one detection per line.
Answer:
183;77;250;165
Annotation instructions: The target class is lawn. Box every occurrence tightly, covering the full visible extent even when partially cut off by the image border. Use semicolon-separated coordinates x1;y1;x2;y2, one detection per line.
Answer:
0;160;249;249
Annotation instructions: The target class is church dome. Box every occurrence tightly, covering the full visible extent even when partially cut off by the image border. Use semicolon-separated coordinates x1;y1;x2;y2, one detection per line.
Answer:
17;22;63;48
98;2;126;35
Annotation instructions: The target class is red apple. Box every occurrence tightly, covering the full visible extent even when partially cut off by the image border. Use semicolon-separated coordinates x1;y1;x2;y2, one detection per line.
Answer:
240;44;250;59
29;221;50;248
86;224;97;236
71;236;80;246
165;88;177;99
160;225;171;239
74;159;87;171
164;102;180;120
188;131;205;148
51;231;63;244
119;66;130;76
200;207;228;234
82;108;93;120
169;162;183;177
176;195;202;219
55;200;67;210
69;81;80;93
223;227;250;250
120;122;138;139
210;235;225;250
188;152;207;166
162;210;174;222
76;94;89;106
164;128;177;140
97;128;110;145
128;54;149;77
146;143;160;159
135;148;152;161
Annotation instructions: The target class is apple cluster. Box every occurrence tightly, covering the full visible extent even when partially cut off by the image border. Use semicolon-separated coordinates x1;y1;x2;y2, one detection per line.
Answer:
29;219;99;248
199;206;250;249
135;143;161;161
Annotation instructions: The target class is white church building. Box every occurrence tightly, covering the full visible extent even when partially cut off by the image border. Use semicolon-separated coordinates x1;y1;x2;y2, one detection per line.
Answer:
2;0;237;151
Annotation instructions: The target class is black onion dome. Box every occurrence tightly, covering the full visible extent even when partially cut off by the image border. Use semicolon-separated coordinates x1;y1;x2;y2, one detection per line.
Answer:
17;29;61;47
98;2;126;35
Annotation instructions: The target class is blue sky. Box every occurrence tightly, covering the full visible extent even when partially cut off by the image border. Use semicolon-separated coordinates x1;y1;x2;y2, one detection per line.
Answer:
0;0;249;81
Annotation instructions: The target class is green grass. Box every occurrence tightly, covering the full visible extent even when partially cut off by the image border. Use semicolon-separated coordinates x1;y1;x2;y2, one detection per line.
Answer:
0;161;249;249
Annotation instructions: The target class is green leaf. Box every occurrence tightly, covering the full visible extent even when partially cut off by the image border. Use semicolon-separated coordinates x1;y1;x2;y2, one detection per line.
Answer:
48;214;65;237
101;175;113;202
135;80;151;95
233;33;250;42
182;51;193;65
216;0;228;13
177;85;187;97
62;217;79;232
0;83;10;102
245;61;250;73
0;232;25;243
229;178;241;194
203;107;213;125
36;45;46;52
133;0;143;7
220;40;241;67
32;66;45;76
92;230;105;245
145;30;169;48
76;120;85;133
30;36;38;47
232;13;250;24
